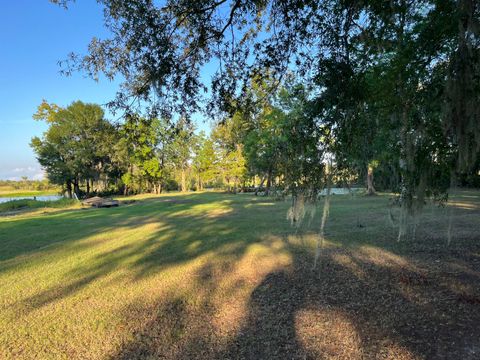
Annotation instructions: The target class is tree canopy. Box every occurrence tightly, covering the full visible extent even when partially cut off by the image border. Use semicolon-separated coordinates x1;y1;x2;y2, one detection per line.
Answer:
31;100;117;197
47;0;480;241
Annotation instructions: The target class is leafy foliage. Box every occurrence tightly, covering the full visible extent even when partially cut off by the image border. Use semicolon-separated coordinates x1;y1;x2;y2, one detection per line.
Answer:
31;101;118;197
53;0;480;206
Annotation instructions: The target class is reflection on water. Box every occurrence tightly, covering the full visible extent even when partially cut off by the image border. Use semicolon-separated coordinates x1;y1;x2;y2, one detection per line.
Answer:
319;187;362;195
0;195;63;204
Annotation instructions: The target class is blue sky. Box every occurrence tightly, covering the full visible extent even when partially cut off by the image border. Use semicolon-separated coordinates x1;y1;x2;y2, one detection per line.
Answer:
0;0;212;180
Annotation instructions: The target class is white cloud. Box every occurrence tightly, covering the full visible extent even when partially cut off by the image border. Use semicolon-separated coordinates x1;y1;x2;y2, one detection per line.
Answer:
1;166;45;181
32;172;45;181
12;166;36;173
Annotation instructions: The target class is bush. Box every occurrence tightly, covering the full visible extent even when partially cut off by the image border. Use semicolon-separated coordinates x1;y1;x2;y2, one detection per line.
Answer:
164;179;179;191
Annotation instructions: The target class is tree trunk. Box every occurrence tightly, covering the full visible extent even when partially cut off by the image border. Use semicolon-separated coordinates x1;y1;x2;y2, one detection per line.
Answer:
86;179;90;196
73;179;80;199
265;169;272;196
255;177;266;196
314;160;333;269
66;180;73;199
181;168;187;192
366;165;376;195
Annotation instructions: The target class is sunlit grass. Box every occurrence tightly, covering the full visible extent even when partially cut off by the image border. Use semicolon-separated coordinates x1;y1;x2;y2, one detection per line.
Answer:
0;189;60;198
0;192;293;358
0;198;77;213
0;190;479;359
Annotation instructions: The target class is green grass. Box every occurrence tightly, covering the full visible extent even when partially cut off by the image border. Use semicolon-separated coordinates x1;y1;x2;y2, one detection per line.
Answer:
0;190;60;198
0;191;479;359
0;198;77;213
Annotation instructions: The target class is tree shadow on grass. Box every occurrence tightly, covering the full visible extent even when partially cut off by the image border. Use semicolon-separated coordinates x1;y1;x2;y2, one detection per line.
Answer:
231;237;480;359
0;192;243;263
108;236;480;359
4;192;480;358
7;192;288;313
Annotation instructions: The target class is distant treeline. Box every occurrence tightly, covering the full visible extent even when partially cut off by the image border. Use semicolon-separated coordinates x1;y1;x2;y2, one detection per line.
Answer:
31;101;247;198
31;93;480;200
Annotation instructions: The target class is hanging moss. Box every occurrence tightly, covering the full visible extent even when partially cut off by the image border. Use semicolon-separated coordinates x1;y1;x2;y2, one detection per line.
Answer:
444;0;480;172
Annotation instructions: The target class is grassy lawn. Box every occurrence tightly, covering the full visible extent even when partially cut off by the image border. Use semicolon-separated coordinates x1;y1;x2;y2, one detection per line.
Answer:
0;191;479;359
0;190;60;198
0;199;77;214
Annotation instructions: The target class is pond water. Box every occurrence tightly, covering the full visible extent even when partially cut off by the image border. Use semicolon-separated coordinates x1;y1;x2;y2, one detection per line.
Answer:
247;187;364;196
319;187;363;195
0;195;63;204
